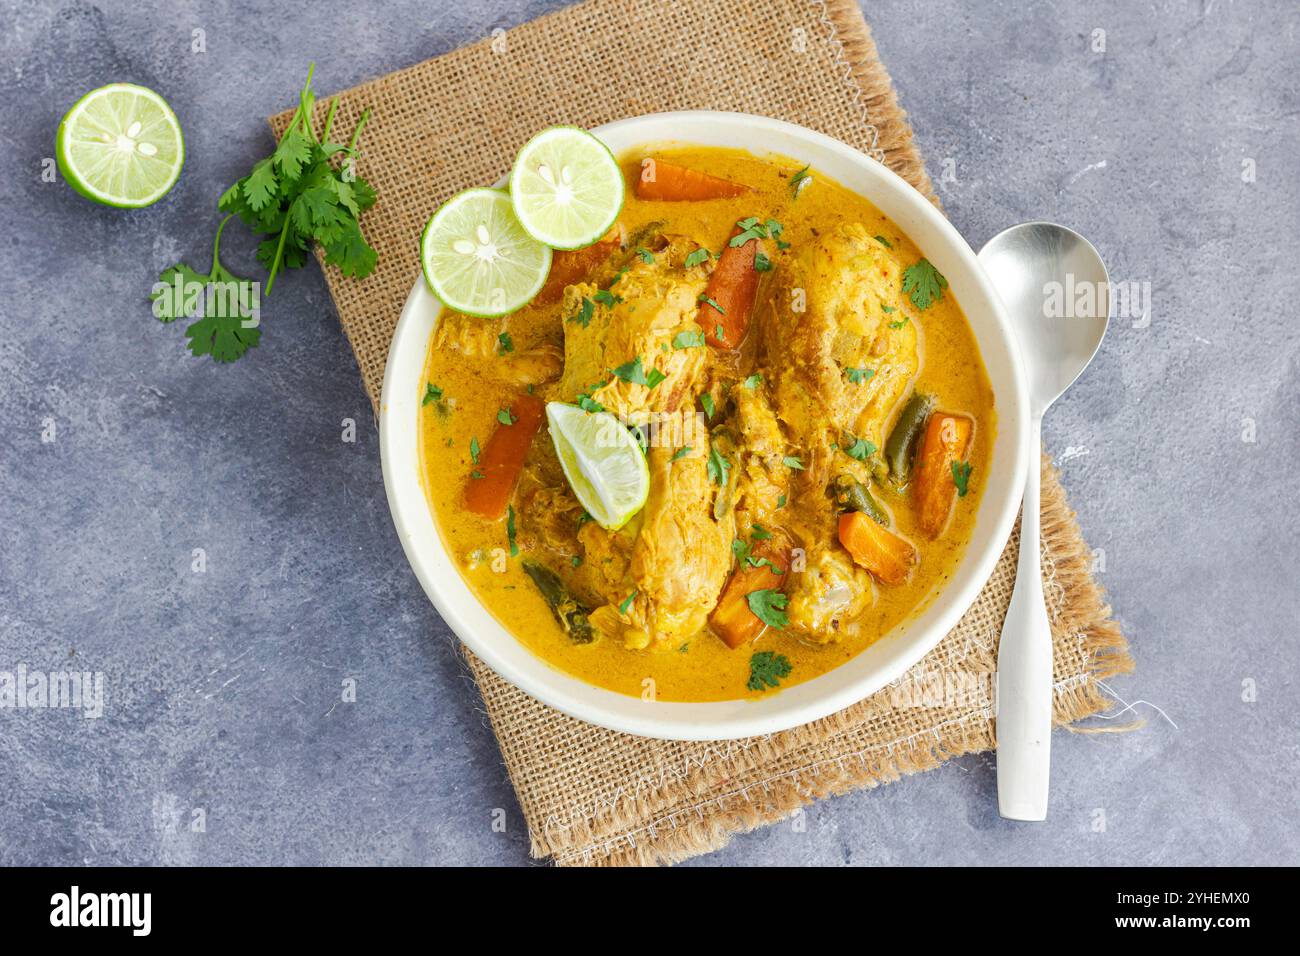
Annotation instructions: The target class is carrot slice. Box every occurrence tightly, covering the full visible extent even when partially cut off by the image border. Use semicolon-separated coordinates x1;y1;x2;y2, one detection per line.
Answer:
536;225;623;303
698;226;761;349
636;160;748;201
463;393;546;520
912;412;974;538
709;530;791;649
837;511;918;586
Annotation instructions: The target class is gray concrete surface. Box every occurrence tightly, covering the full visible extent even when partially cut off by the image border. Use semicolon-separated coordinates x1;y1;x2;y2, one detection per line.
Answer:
1;0;1296;866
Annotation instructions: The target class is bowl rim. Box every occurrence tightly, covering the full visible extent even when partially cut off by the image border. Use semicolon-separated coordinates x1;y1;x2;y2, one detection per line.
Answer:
380;110;1029;741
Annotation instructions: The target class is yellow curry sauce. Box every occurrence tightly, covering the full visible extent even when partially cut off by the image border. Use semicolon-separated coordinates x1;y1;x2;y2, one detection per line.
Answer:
418;146;995;702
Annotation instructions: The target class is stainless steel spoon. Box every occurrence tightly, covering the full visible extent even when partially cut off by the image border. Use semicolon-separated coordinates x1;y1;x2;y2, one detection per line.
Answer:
978;222;1110;821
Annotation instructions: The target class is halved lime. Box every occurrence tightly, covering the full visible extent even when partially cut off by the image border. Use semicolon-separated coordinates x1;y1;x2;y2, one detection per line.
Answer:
508;126;624;250
421;188;552;317
546;402;649;531
56;83;184;208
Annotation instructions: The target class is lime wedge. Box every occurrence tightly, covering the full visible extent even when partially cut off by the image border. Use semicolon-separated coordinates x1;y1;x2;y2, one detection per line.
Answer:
56;83;184;208
421;188;552;317
546;402;650;531
508;126;624;250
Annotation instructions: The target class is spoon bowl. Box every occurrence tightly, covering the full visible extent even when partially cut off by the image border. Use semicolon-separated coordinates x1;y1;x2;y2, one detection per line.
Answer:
979;222;1110;416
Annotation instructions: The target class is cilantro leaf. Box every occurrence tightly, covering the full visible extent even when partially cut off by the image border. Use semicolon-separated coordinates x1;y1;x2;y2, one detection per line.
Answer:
707;443;731;486
421;383;444;406
747;649;792;690
151;263;207;322
902;258;948;310
568;297;595;328
684;248;711;268
844;366;875;384
242;159;279;211
952;460;973;497
843;437;876;461
790;166;811;198
611;356;662;388
673;329;706;349
185;313;260;363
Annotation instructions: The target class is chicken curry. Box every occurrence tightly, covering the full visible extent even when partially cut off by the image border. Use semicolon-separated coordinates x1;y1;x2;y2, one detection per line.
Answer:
418;146;995;702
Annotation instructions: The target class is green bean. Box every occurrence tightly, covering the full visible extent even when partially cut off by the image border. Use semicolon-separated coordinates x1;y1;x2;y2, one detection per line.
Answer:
522;561;595;644
830;474;890;526
885;391;935;486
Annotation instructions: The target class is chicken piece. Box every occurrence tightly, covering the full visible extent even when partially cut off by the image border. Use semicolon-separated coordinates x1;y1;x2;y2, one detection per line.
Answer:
433;314;562;388
731;383;789;526
762;222;919;462
757;223;918;639
783;542;876;643
433;311;501;357
553;236;709;422
591;442;735;649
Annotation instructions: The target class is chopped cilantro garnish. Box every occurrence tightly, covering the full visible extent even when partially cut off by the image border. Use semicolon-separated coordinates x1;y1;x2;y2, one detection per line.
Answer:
568;296;595;328
873;235;893;249
754;251;772;272
844;367;875;384
741;373;763;390
902;258;947;310
469;436;481;464
747;649;792;690
611;355;658;386
952;460;973;497
506;505;519;557
618;590;638;615
707;443;732;486
497;331;513;354
497;407;515;426
593;289;623;308
684;248;710;268
673;329;706;349
746;590;789;631
789;166;811;198
698;293;725;313
421;383;443;406
700;393;716;418
782;456;805;470
844;437;876;461
635;247;655;263
671;446;692;462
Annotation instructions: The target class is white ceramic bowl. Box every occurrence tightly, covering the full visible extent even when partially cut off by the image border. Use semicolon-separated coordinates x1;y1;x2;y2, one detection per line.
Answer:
380;111;1028;741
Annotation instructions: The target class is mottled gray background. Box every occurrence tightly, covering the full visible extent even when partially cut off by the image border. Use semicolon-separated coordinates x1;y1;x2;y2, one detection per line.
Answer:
1;0;1296;866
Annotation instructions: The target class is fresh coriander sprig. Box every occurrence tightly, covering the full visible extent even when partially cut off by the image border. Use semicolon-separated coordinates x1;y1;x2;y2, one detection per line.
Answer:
218;64;378;295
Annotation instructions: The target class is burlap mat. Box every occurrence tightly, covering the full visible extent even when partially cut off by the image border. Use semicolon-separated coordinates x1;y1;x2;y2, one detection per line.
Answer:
273;0;1134;866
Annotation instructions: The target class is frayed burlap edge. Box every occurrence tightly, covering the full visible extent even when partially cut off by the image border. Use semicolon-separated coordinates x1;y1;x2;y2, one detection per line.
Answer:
812;0;939;204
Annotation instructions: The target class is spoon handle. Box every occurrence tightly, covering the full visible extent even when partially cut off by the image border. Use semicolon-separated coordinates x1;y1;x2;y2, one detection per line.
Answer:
996;424;1053;821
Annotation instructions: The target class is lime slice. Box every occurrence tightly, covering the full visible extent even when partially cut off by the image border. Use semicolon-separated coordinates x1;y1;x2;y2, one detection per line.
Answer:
56;83;184;208
508;126;624;250
546;402;650;531
421;188;552;317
